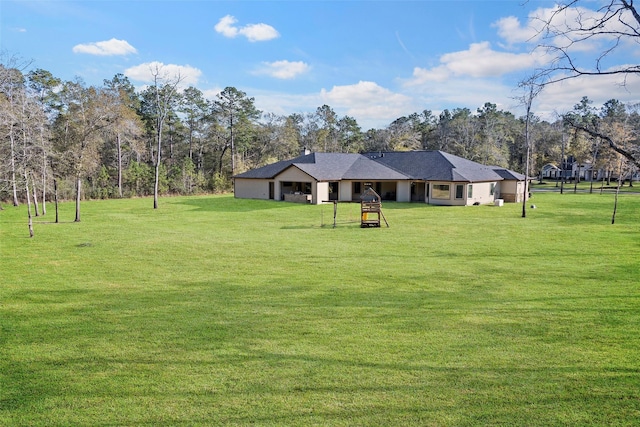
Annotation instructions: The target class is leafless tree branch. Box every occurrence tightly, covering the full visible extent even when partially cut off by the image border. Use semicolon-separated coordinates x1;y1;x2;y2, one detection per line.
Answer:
564;115;640;169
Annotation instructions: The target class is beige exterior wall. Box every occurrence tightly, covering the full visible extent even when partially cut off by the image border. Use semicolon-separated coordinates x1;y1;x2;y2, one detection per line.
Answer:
396;181;411;202
427;181;497;206
315;182;330;205
428;182;458;206
277;167;314;183
235;174;526;206
276;167;315;203
339;181;353;202
234;178;271;200
497;180;528;203
467;182;496;205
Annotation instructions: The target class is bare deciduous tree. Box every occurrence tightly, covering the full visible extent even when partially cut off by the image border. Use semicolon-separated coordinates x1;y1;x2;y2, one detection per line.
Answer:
54;79;116;222
535;0;640;83
534;1;640;167
148;66;183;209
516;75;544;217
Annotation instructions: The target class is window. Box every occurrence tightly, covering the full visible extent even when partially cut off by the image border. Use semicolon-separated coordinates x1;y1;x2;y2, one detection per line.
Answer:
467;184;473;199
490;183;495;196
432;184;450;199
353;182;361;194
455;184;464;199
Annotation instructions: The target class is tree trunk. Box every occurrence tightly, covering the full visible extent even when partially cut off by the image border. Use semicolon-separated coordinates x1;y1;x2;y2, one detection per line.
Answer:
117;131;123;198
154;161;160;209
54;178;59;224
75;177;82;222
40;127;47;216
230;113;235;175
219;144;230;176
153;115;163;209
559;133;566;194
24;171;34;238
10;130;19;206
31;173;40;216
612;179;622;224
522;121;531;218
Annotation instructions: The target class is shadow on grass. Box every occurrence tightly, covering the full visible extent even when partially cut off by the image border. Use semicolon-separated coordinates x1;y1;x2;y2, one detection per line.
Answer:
175;196;294;213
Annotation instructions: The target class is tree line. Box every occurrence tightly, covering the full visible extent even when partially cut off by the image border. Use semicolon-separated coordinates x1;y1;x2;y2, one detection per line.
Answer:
1;57;639;222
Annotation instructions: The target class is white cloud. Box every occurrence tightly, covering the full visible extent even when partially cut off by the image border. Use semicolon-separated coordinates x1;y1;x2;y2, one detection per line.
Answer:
124;61;202;87
408;42;545;86
72;38;137;56
214;15;239;38
492;16;538;46
404;73;517;116
496;5;639;54
241;23;280;43
320;81;414;128
214;15;279;42
254;60;310;79
243;81;414;129
535;71;640;120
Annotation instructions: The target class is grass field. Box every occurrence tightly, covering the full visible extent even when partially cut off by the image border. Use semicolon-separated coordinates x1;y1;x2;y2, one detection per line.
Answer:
531;179;639;193
1;193;639;426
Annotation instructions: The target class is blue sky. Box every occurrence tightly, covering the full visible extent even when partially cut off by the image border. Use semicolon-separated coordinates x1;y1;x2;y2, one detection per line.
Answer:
2;0;639;129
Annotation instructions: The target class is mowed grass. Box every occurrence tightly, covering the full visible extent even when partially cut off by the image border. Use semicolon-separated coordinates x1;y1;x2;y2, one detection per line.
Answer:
1;193;639;426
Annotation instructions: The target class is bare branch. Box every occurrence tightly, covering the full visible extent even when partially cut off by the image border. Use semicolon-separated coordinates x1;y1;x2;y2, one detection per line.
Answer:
534;1;640;85
564;115;640;169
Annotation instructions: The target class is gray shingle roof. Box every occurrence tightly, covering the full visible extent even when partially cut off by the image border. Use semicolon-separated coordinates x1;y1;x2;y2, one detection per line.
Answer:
363;151;508;182
234;152;407;181
234;150;525;183
233;153;316;179
492;168;526;180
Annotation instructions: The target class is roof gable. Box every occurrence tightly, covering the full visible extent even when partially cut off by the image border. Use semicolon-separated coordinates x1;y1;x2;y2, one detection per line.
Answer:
234;152;408;181
233;153;316;179
235;150;526;183
364;151;507;182
492;168;526;180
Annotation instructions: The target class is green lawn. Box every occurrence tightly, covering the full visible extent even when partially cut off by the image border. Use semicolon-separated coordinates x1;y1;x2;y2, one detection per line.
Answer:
1;193;639;426
531;179;639;193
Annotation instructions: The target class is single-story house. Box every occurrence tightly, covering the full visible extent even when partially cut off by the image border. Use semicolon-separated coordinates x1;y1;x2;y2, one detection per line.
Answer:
542;163;562;179
233;150;528;206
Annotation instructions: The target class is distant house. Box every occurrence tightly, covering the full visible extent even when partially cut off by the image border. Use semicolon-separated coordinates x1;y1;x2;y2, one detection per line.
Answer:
233;150;528;206
542;163;562;179
542;159;639;182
